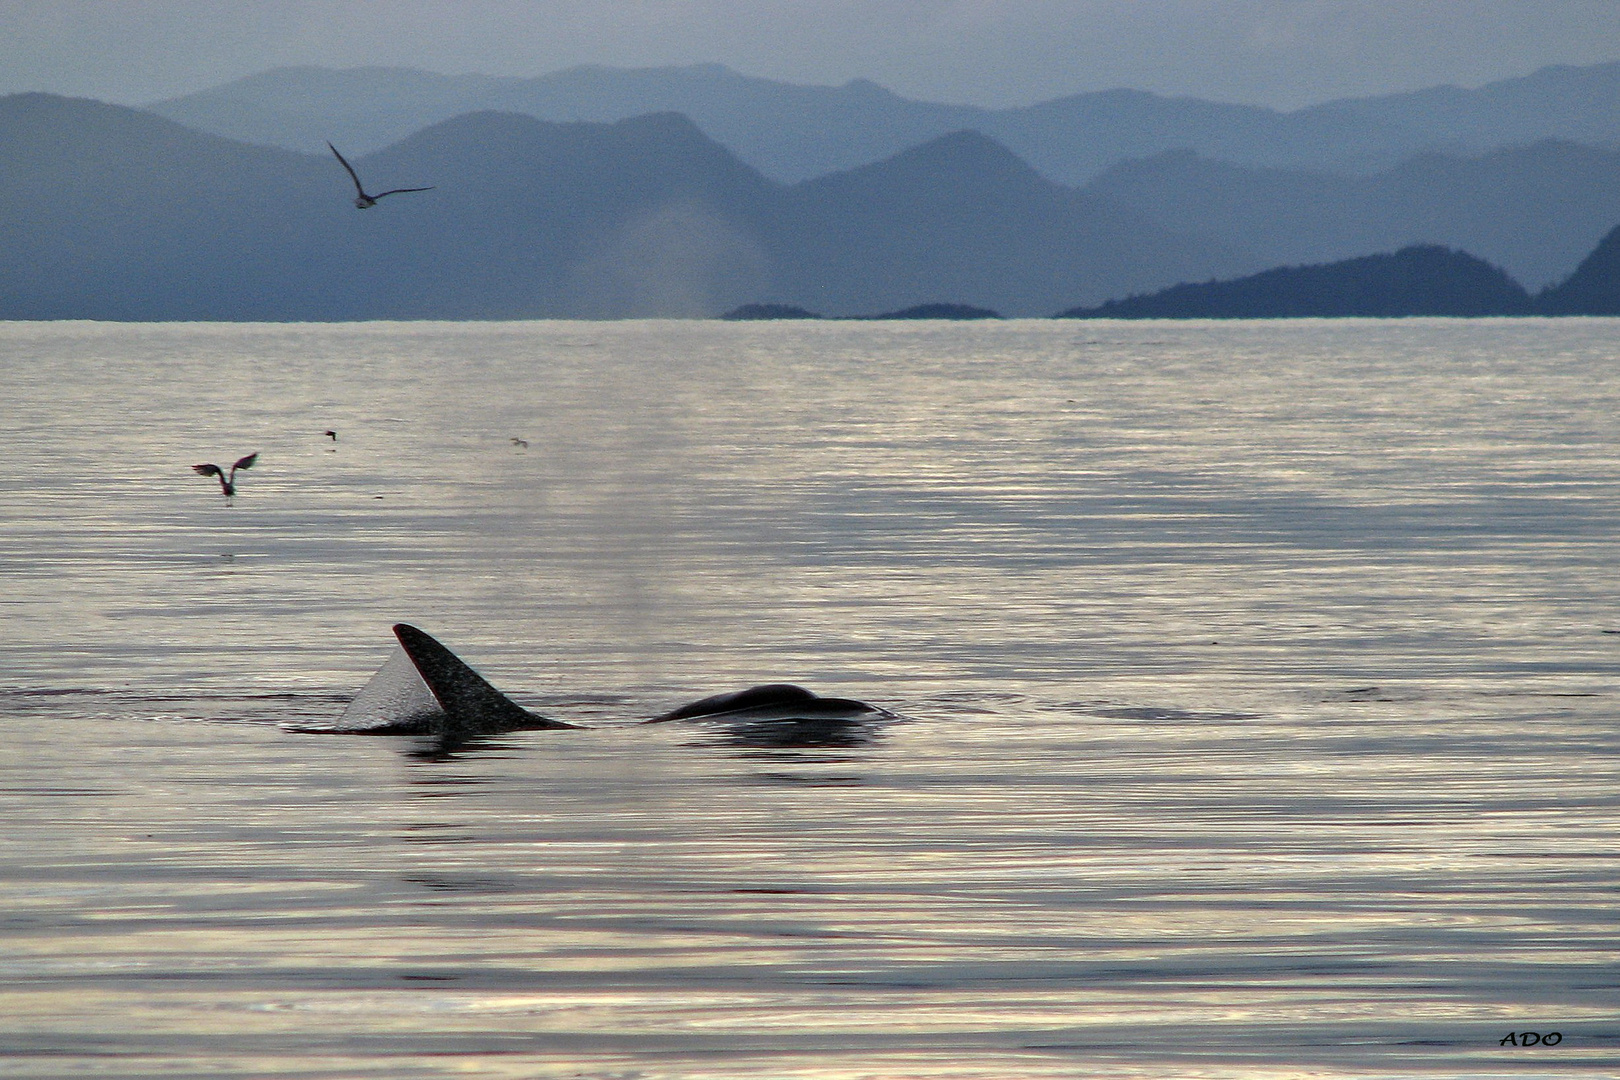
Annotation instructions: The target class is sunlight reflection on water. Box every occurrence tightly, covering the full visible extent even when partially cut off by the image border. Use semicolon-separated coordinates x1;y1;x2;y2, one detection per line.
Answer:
1;319;1618;1076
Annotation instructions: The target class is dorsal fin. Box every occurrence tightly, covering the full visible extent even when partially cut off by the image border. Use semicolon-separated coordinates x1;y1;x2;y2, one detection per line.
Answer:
392;623;576;734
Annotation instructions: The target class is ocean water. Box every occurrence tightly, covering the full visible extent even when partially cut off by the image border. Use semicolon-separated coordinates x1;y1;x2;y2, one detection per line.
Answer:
0;317;1617;1078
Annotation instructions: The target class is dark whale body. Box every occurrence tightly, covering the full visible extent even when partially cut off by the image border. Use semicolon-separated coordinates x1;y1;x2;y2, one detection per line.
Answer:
305;624;890;745
644;681;892;747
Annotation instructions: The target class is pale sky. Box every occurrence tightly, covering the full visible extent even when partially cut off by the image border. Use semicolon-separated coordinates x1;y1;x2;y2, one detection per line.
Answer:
2;0;1619;109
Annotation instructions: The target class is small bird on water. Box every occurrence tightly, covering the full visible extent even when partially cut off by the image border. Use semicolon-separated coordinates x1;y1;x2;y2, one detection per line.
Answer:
327;142;434;209
193;452;258;502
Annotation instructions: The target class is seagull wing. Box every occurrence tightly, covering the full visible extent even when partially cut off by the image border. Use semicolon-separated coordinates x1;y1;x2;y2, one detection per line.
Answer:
232;452;259;472
327;142;368;198
373;186;436;199
192;463;222;478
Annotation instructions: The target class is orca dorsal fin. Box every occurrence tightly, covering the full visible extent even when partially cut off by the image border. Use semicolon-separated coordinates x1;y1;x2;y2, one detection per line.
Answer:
392;623;576;734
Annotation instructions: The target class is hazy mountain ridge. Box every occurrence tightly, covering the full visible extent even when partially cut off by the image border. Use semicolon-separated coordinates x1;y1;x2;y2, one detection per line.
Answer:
0;93;1243;319
1299;62;1620;153
147;60;1620;185
6;92;1618;321
758;130;1242;317
0;93;345;319
1080;139;1620;289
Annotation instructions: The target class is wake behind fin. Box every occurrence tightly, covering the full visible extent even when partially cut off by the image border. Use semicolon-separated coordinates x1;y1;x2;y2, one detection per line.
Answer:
391;623;577;735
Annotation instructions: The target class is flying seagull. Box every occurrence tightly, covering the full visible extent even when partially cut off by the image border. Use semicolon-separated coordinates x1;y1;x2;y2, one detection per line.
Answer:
327;142;434;209
193;452;258;501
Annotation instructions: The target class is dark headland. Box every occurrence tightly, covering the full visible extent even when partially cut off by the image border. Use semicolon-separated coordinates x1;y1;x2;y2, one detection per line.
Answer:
722;302;1002;320
1054;234;1620;318
721;303;822;320
1540;224;1620;315
1057;246;1537;318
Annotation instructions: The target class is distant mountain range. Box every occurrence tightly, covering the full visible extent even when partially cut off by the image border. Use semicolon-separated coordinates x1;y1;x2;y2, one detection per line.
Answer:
0;94;1241;319
1080;141;1620;290
5;63;1620;321
148;61;1620;186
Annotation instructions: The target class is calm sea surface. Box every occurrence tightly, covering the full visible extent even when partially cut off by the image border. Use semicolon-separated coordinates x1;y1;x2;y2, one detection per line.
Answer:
1;318;1618;1078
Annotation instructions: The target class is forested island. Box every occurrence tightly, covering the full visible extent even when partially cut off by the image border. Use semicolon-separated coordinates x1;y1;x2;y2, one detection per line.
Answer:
722;302;1001;320
1055;232;1619;318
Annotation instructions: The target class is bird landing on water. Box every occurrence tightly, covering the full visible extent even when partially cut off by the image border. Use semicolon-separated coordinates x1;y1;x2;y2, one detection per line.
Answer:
193;452;258;502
